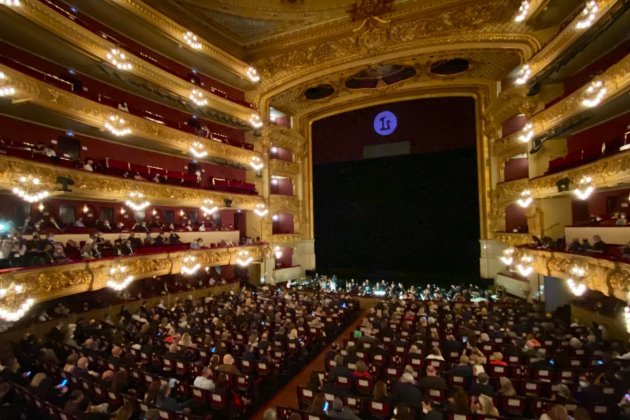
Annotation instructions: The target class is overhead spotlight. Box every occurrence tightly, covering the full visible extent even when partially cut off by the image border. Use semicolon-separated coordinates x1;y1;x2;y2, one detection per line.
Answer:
189;89;208;107
183;31;202;49
574;176;595;200
254;203;268;217
0;0;21;7
106;262;133;290
249;156;264;171
246;66;260;83
125;191;150;211
517;190;533;208
514;0;530;22
515;254;533;277
249;114;263;129
106;48;133;71
235;249;253;267
181;253;201;275
518;122;534;143
576;0;599;29
200;199;218;215
104;115;131;137
189;141;208;158
515;64;531;85
500;247;515;266
12;175;49;203
581;78;607;107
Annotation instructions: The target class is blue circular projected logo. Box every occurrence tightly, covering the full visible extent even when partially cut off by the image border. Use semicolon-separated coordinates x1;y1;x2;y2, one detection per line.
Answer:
373;111;397;136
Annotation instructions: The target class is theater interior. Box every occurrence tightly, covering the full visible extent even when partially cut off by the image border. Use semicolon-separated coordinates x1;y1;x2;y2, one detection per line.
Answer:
0;0;630;419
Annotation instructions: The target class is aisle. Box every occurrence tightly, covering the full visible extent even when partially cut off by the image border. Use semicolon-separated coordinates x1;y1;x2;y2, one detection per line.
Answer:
250;299;376;419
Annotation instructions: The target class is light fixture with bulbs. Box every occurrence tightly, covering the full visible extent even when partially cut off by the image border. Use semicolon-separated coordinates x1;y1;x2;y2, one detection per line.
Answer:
189;141;208;158
518;122;534;143
181;254;201;275
249;113;263;129
271;146;278;154
107;262;133;291
246;66;260;83
515;254;533;277
250;156;264;171
104;115;131;137
12;175;49;203
236;249;253;267
574;176;595;200
254;203;268;217
0;282;35;322
272;214;279;221
515;64;531;85
189;89;208;107
183;31;202;49
517;190;533;208
0;71;16;97
200;199;218;215
274;246;283;259
106;48;133;71
581;79;607;108
500;248;515;266
125;191;150;211
83;204;89;214
567;277;587;296
576;0;599;29
0;0;21;6
514;0;530;22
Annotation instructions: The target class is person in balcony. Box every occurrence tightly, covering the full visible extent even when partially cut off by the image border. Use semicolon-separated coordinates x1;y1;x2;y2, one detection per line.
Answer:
168;232;181;244
591;235;607;252
149;216;163;230
132;221;150;233
617;213;628;225
97;219;112;232
129;233;142;249
567;238;582;252
143;233;154;246
83;159;94;172
198;221;206;232
190;238;201;250
117;101;129;112
581;238;592;251
154;232;166;246
73;217;85;228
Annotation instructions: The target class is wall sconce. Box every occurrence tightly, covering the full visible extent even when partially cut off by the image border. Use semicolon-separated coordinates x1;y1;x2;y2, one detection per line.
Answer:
183;31;202;49
104;115;131;137
125;191;150;211
272;214;279;221
189;141;208;158
574;176;595;200
500;248;515;266
515;254;533;276
189;89;208;107
518;122;534;143
83;204;89;214
576;0;599;29
200;199;218;215
12;176;49;203
181;253;201;275
106;262;133;290
581;78;606;108
0;0;22;7
246;66;260;83
0;71;16;97
249;156;264;171
0;283;35;322
249;114;263;129
274;246;283;259
106;48;133;71
236;249;253;267
517;189;533;208
254;203;268;217
514;0;530;22
567;264;587;296
515;64;531;85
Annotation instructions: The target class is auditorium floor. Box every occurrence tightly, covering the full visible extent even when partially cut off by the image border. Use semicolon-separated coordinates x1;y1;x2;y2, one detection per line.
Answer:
250;297;378;419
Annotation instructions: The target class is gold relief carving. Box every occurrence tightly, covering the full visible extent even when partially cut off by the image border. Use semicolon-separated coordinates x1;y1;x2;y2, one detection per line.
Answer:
270;159;299;177
493;178;529;207
0;65;260;167
272;233;303;245
267;125;307;151
269;195;300;215
10;0;252;123
0;155;265;210
494;232;530;246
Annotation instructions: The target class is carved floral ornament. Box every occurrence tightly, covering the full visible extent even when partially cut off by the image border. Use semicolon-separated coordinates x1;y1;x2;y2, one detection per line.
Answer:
509;247;630;301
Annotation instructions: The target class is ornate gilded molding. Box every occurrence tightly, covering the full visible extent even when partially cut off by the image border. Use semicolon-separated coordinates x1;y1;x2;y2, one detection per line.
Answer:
525;0;619;82
511;247;630;301
266;125;306;153
272;233;303;246
494;51;630;155
0;245;266;304
0;155;264;210
105;0;252;81
495;232;531;246
3;0;254;123
269;194;300;215
0;65;260;168
269;159;299;177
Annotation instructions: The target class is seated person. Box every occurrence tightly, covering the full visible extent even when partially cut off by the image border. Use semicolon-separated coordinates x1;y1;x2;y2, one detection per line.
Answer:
567;238;582;252
591;235;606;252
581;238;592;251
617;213;628;225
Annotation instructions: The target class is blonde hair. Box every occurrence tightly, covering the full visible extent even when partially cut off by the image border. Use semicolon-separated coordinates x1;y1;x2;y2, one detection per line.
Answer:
30;372;47;388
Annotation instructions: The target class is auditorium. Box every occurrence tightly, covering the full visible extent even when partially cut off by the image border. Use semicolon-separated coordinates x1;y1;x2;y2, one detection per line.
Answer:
0;0;629;419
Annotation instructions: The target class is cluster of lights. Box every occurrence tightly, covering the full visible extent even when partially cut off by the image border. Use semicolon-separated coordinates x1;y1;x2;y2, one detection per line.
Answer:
189;141;208;158
12;176;49;203
518;122;534;143
0;71;16;97
250;156;264;171
125;191;151;211
181;254;201;275
515;254;533;277
514;0;530;22
189;89;208;107
200;199;218;215
106;263;133;291
567;264;588;296
249;114;263;129
515;64;531;85
183;31;202;49
574;175;595;200
236;249;253;267
246;66;260;83
274;246;283;259
581;79;607;108
517;189;533;208
500;248;515;266
104;115;131;137
254;203;268;217
0;283;35;322
0;0;21;7
576;0;599;29
106;48;133;71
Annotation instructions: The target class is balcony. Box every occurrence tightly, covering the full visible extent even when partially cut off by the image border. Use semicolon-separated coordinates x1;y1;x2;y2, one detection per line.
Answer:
270;158;299;177
272;233;303;245
0;64;261;167
267;124;306;152
0;244;266;304
2;0;255;124
0;155;264;210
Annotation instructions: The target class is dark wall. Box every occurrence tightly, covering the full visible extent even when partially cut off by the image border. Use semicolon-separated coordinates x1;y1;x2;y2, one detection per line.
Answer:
313;148;480;282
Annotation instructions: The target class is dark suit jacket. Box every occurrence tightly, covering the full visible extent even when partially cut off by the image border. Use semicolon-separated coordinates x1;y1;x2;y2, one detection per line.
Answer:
447;364;473;377
392;382;422;407
418;375;448;391
470;382;495;396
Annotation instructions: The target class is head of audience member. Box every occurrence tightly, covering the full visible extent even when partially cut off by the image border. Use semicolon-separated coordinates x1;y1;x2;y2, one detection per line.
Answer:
373;380;389;402
426;365;438;377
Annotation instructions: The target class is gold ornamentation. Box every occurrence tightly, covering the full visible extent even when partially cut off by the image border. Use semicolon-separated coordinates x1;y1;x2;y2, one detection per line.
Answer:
270;159;299;177
494;232;530;246
272;233;303;245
